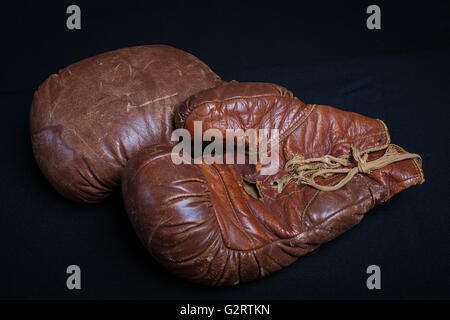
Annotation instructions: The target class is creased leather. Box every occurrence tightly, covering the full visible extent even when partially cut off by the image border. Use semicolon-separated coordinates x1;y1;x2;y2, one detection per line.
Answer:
123;82;424;285
30;45;222;202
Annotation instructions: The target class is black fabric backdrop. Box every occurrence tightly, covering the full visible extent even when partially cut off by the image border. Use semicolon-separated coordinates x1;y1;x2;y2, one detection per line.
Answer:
0;0;449;299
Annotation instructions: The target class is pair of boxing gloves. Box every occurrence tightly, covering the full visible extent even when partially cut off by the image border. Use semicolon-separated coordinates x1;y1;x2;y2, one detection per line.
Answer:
31;45;424;286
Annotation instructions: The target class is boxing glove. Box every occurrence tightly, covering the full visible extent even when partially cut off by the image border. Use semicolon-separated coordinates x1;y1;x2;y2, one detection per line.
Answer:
122;82;424;285
30;45;222;203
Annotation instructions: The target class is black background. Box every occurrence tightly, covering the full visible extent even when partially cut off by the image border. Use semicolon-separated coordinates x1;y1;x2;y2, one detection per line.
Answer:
0;0;449;299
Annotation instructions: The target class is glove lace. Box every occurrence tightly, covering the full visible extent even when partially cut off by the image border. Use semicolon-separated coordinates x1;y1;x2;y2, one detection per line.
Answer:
272;145;421;193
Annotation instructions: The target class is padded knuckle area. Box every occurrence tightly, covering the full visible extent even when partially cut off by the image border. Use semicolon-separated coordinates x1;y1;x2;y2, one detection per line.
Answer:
31;45;221;202
301;176;380;237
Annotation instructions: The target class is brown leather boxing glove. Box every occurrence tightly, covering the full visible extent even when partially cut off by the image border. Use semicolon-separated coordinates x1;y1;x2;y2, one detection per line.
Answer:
30;45;222;203
122;82;424;285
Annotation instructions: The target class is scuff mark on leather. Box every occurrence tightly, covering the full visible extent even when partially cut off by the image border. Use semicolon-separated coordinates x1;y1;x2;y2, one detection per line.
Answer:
126;93;179;112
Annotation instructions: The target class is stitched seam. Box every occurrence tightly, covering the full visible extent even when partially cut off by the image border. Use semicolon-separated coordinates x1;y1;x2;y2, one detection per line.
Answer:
299;194;372;233
255;181;264;200
301;189;320;230
390;144;424;184
182;95;302;127
387;174;422;190
181;94;300;124
279;104;316;143
240;179;279;241
412;158;424;183
209;165;256;248
288;119;390;158
301;131;388;157
357;174;376;206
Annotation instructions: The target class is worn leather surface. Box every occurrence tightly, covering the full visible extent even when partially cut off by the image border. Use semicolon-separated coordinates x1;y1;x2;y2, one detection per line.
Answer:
30;45;222;202
123;82;424;285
